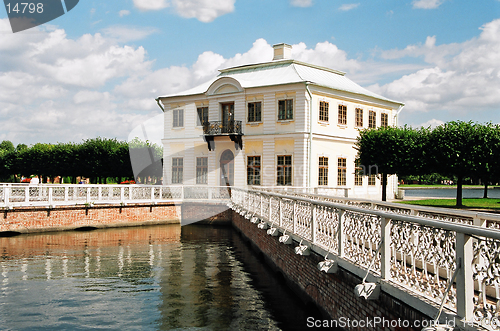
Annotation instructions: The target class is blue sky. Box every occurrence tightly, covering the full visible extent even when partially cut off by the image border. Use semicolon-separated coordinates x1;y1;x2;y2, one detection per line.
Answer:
1;0;500;145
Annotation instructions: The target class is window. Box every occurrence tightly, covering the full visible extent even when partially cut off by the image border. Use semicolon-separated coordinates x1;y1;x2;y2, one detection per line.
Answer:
172;157;183;184
173;109;184;128
318;157;328;186
368;110;376;128
355;108;363;127
277;155;292;186
337;158;346;186
368;174;376;186
278;99;293;120
196;157;208;184
247;156;261;185
338;105;347;125
381;113;388;127
248;102;262;122
319;101;329;122
197;107;208;126
355;160;363;186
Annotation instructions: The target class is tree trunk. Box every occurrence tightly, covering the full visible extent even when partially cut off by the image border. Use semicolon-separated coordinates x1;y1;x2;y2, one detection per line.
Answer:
456;176;463;207
382;173;387;201
484;182;488;199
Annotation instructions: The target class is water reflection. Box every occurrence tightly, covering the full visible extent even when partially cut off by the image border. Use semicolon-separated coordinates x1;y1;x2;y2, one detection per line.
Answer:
0;224;325;330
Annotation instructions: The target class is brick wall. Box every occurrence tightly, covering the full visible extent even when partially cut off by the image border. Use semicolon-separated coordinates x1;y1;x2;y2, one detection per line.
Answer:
1;203;181;234
181;202;232;225
232;211;432;331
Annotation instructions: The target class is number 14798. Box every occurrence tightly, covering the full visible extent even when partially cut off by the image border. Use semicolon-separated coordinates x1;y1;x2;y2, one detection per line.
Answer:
6;3;43;14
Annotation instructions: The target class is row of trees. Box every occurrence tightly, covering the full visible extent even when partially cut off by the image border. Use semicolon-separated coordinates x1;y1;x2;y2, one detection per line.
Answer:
0;138;163;184
355;121;500;206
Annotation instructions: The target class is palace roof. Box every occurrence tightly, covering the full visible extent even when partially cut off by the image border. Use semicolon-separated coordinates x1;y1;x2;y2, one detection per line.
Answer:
158;59;403;106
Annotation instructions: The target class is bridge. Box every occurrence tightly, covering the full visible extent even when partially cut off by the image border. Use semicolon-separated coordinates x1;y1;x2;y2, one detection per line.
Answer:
229;187;500;331
1;183;500;330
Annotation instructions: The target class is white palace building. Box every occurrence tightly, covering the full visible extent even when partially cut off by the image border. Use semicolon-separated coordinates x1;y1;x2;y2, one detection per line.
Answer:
156;44;404;199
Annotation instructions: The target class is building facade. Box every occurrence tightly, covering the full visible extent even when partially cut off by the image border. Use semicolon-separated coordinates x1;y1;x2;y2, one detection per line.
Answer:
157;44;404;199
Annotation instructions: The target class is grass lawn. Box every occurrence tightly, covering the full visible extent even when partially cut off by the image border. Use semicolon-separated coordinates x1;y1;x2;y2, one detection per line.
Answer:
397;198;500;210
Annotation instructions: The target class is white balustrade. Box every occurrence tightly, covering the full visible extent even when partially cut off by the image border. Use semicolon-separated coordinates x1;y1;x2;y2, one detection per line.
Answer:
0;184;231;208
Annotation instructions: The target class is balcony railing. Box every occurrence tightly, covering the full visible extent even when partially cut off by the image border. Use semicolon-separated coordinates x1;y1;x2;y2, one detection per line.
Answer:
203;120;242;136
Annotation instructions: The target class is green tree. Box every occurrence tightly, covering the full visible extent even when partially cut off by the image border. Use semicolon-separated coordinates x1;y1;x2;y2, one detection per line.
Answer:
356;126;429;201
428;121;480;207
0;140;14;152
467;123;500;198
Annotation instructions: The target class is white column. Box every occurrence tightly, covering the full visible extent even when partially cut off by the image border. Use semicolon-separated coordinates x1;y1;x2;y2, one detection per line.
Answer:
262;139;275;186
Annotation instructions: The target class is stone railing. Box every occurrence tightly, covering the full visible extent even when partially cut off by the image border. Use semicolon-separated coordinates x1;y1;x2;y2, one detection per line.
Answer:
0;184;231;208
260;189;500;228
230;187;500;331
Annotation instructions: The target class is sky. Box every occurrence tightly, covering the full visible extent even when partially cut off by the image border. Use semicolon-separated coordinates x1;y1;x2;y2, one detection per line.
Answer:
1;0;500;146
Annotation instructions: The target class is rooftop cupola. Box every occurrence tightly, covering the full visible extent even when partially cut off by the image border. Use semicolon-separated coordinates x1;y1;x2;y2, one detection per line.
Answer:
272;43;292;61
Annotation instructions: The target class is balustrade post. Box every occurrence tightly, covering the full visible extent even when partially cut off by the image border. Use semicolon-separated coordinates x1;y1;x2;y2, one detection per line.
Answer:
4;186;10;205
311;203;316;244
98;186;102;201
208;187;212;200
456;232;474;322
260;194;263;218
293;201;297;234
25;186;29;203
180;186;184;200
64;186;69;201
120;187;125;202
380;217;391;280
337;209;344;257
279;198;282;227
86;186;91;203
151;186;155;201
48;187;53;205
269;196;272;223
473;215;486;227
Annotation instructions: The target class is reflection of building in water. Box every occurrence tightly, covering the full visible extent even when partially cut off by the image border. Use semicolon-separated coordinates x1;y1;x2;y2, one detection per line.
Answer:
0;225;181;282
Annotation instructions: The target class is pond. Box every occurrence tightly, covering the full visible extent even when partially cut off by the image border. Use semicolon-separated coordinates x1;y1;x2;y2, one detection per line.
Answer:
0;224;326;330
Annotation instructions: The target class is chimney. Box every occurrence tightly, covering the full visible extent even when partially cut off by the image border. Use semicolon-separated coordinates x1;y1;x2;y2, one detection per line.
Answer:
273;43;292;61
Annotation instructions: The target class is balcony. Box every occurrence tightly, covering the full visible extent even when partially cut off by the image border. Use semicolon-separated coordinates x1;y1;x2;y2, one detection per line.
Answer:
202;120;243;151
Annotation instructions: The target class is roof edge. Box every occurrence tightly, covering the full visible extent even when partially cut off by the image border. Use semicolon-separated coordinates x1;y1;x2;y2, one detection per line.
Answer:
218;59;346;76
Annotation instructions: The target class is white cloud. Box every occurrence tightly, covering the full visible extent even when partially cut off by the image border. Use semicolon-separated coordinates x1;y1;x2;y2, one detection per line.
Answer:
339;3;360;11
73;91;111;104
370;19;500;115
132;0;169;11
0;19;157;145
101;25;159;43
132;0;235;22
412;0;444;9
172;0;235;22
290;0;313;7
291;41;362;73
119;10;131;17
418;119;445;128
